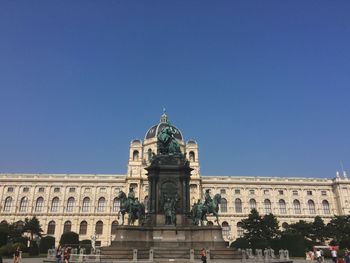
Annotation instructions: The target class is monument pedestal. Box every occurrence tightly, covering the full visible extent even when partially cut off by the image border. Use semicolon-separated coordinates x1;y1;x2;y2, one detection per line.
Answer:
110;225;228;249
101;144;241;261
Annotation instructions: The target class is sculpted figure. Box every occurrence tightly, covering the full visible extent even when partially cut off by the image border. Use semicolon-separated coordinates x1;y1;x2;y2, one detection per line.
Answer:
204;189;212;206
157;122;181;155
164;197;176;225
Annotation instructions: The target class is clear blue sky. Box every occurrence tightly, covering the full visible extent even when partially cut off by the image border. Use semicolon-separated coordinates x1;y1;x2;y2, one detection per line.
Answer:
1;1;349;178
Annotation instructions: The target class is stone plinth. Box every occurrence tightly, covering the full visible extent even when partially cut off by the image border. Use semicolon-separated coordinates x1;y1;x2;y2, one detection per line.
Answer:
111;225;228;249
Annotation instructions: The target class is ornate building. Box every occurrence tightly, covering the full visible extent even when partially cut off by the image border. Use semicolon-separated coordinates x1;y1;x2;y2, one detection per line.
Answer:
1;113;349;246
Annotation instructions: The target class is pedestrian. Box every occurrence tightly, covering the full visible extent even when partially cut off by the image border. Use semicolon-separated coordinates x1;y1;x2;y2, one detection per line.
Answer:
13;246;20;263
344;251;350;263
200;248;207;263
331;249;337;263
56;245;62;263
63;247;70;263
315;249;322;263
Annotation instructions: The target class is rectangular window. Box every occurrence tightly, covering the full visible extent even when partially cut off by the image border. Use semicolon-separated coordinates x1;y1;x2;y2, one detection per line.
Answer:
235;189;241;194
54;187;60;193
278;190;284;195
7;187;14;193
321;190;327;196
220;189;226;194
307;191;312;196
292;190;298;196
23;187;29;193
84;188;90;193
38;187;45;193
69;187;76;193
263;189;269;195
99;188;106;193
249;189;255;195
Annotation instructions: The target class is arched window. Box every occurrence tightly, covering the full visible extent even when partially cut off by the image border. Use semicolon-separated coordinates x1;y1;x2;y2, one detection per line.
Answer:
249;199;257;211
279;199;286;214
111;221;118;235
4;197;12;212
144;196;149;213
113;198;120;212
79;221;87;235
35;197;44;212
308;200;316;214
51;197;59;212
222;221;230;237
220;198;227;213
237;222;244;237
235;198;242;213
82;197;90;212
133;150;139;161
189;151;195;162
147;149;152;161
95;220;103;235
19;197;28;212
97;197;106;212
264;199;272;214
322;200;330;214
47;221;56;235
293;200;301;214
63;221;71;233
66;197;75;212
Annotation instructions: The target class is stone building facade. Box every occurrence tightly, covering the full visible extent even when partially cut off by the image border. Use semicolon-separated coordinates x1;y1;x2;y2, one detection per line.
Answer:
1;114;349;246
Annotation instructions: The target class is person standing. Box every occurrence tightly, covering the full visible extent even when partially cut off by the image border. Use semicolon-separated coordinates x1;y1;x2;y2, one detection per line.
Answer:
331;249;337;263
315;249;322;263
55;245;62;263
344;251;350;263
200;248;207;263
13;246;21;263
63;247;70;263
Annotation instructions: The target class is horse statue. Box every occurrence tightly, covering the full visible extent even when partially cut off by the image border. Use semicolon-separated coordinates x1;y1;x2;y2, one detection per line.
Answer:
191;193;222;226
117;191;145;226
117;191;128;225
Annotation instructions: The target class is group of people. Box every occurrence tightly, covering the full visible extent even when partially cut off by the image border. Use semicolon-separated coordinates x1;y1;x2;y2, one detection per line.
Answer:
308;249;350;263
55;245;71;263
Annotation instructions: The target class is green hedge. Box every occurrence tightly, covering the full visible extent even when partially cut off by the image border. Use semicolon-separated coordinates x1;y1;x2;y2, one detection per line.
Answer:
0;243;26;257
39;236;55;253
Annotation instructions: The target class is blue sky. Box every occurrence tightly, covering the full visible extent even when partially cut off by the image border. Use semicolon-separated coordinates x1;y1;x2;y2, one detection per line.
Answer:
0;1;349;178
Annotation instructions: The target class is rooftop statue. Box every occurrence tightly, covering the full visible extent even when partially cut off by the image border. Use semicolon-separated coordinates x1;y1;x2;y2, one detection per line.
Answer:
157;121;182;155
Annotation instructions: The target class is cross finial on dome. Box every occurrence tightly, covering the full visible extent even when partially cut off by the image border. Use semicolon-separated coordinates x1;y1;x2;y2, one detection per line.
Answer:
160;107;168;123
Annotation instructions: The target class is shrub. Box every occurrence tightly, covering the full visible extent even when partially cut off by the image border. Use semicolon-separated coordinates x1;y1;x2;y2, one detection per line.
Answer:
80;239;92;254
39;236;55;253
0;243;26;257
230;237;250;249
29;242;39;256
60;232;79;248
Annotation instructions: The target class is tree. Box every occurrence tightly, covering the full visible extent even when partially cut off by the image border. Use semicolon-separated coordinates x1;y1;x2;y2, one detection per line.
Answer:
327;215;350;249
241;209;279;250
285;220;313;240
310;216;327;243
22;217;43;244
0;222;10;247
39;236;55;253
